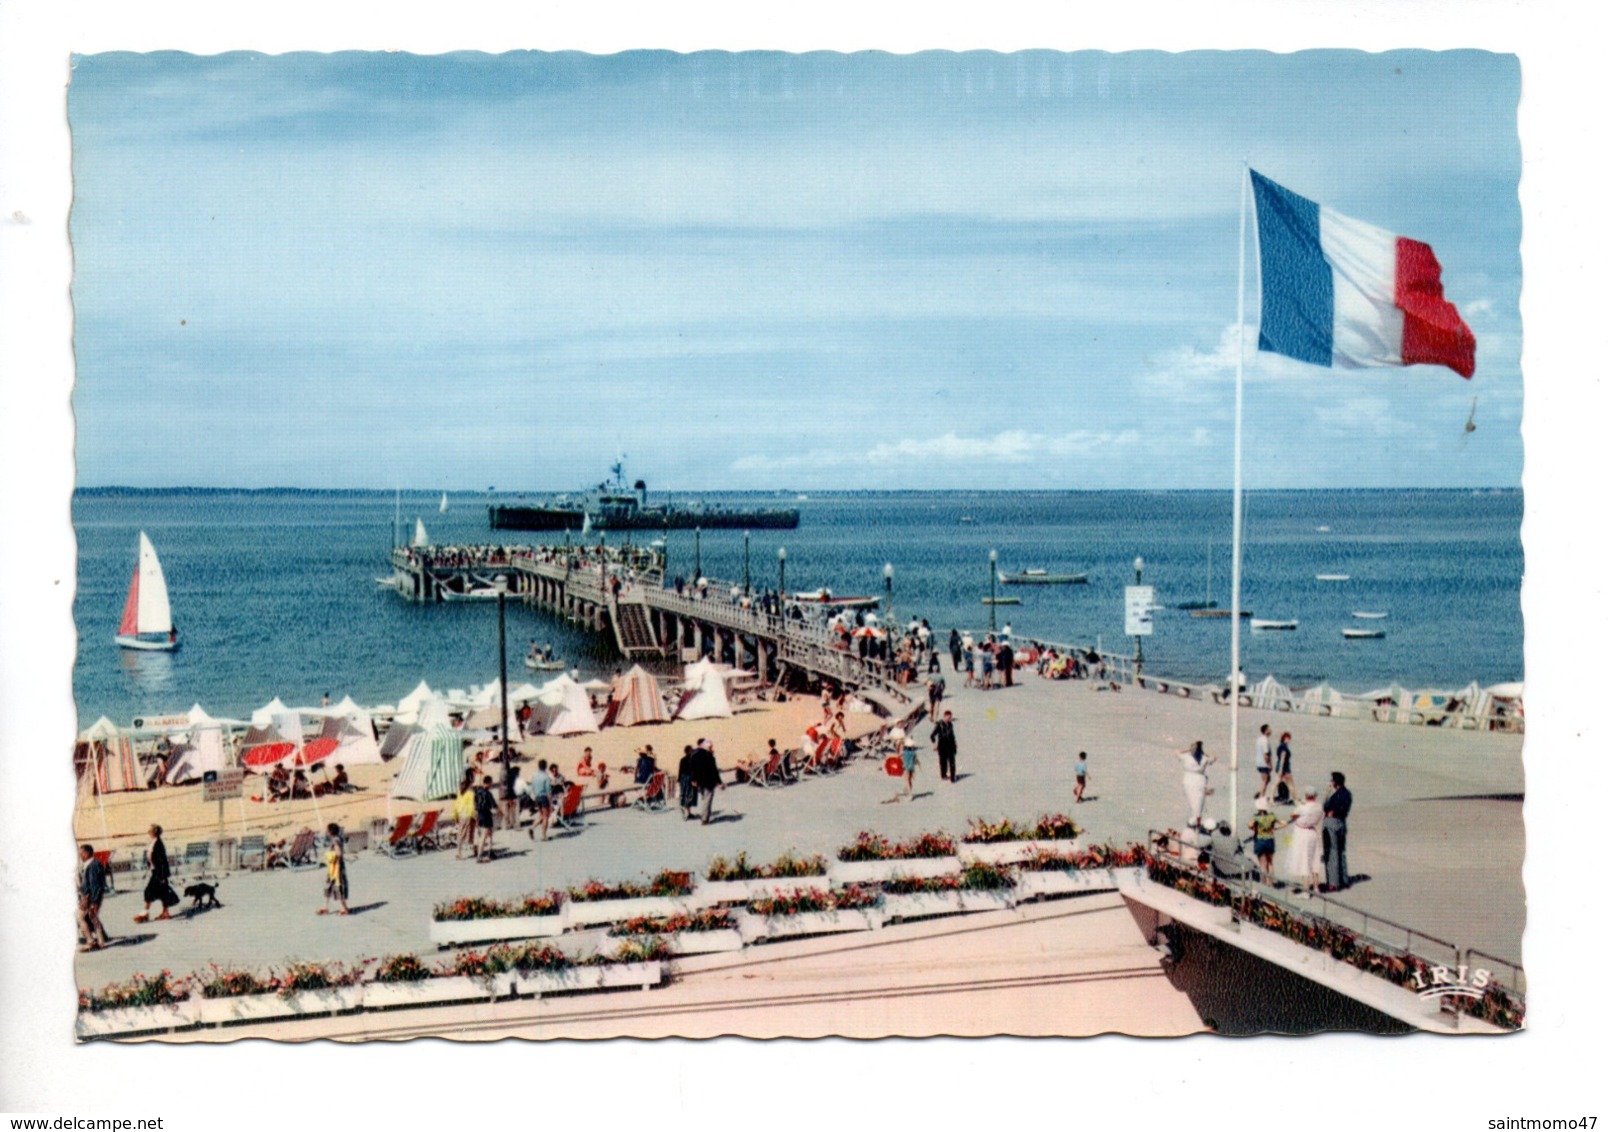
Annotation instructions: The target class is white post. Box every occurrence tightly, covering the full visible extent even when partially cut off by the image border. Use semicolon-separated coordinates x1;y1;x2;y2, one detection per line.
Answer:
1229;162;1249;839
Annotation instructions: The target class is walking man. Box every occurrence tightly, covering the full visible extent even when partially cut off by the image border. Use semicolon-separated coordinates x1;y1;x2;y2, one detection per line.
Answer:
77;845;111;951
688;739;723;825
998;639;1014;687
931;710;958;783
949;628;962;673
1322;771;1352;891
473;775;498;862
927;674;945;717
500;753;522;832
525;758;554;841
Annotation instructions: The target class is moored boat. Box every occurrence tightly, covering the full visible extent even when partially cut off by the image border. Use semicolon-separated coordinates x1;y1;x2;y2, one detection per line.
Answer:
981;597;1022;606
1342;628;1385;639
1191;609;1252;619
1315;573;1350;582
998;569;1087;585
115;532;180;651
1351;611;1389;620
489;463;799;531
1250;618;1298;632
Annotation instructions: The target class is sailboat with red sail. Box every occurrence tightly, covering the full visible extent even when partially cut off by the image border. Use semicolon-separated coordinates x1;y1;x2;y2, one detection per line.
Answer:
115;531;180;651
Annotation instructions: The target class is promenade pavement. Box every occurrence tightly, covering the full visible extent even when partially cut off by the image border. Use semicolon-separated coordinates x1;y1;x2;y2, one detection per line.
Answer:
75;669;1524;997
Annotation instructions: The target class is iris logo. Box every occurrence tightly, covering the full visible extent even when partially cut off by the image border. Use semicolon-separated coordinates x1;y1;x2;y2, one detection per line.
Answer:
1410;964;1491;1001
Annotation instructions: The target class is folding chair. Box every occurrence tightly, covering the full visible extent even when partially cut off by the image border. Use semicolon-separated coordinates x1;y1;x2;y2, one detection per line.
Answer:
747;750;785;788
377;813;416;858
633;770;668;812
409;809;443;853
552;783;585;832
237;835;267;871
268;827;318;869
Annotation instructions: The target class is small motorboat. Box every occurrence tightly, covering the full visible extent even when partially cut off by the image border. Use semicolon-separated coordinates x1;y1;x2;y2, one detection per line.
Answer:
1315;574;1350;582
1250;618;1299;632
1192;609;1252;619
375;574;399;588
1343;628;1385;640
524;644;566;671
442;586;501;602
981;596;1022;606
1351;611;1389;620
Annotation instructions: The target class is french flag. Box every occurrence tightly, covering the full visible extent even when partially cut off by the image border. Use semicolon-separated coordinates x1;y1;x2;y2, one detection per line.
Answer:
1251;170;1476;379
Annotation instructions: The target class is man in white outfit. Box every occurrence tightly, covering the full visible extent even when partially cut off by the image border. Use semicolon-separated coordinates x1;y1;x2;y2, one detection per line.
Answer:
1253;724;1273;798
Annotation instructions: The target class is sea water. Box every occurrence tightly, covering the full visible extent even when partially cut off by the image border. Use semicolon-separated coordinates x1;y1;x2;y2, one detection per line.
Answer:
71;488;1523;728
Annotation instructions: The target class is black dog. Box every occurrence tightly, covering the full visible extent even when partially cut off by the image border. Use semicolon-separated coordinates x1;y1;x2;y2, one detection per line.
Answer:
183;881;223;911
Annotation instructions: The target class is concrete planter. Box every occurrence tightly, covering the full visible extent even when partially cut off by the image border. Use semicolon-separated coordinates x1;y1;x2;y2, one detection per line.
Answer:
881;890;966;921
694;876;829;906
828;856;962;886
957;889;1017;914
514;967;603;996
738;907;882;943
195;985;365;1026
429;911;567;948
363;974;512;1010
961;838;1081;865
613;928;745;956
77;999;200;1040
596;961;664;991
565;895;690;928
1015;868;1117;900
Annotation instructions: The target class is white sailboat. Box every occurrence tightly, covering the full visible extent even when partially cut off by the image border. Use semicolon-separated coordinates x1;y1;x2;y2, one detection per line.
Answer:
439;492;449;514
115;532;179;651
411;518;430;548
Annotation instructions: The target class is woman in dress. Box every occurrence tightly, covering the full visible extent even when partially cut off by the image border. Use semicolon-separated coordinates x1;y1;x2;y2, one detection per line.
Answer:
1288;788;1325;896
1273;732;1295;805
1177;741;1214;831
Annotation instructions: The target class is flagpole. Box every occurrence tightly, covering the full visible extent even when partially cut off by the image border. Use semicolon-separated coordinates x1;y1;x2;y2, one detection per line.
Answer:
1229;163;1248;840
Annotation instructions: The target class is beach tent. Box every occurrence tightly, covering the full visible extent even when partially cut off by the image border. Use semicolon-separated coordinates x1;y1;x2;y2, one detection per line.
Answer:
76;717;148;794
380;696;452;758
312;712;384;766
1249;674;1293;712
675;667;733;721
162;707;230;785
395;680;438;725
1299;682;1361;719
390;723;465;801
1474;681;1524;731
611;664;669;727
531;676;600;736
250;696;291;729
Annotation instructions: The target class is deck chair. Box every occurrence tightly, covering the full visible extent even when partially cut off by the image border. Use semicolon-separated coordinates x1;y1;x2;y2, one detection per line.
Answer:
633;771;668;812
409;809;443;853
798;742;829;777
237;835;267;871
268;827;318;869
378;812;416;857
182;842;213;876
747;750;785;788
552;783;585;832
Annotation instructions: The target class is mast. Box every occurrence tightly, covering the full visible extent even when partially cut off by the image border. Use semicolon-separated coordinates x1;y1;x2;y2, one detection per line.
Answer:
1229;162;1249;839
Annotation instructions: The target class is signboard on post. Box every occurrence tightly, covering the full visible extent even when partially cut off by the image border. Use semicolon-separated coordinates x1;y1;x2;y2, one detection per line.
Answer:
1124;586;1155;637
202;767;246;803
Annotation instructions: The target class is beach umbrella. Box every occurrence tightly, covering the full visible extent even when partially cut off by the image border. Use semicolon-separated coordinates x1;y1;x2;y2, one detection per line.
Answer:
242;741;295;768
294;736;340;767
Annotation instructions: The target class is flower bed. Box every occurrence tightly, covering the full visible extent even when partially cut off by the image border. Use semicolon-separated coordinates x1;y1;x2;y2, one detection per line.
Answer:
430;892;567;947
587;937;670;990
1012;843;1145;900
738;885;883;942
830;831;962;885
697;851;829;905
961;815;1084;864
882;862;1017;919
363;949;516;1009
606;909;744;955
77;971;198;1039
565;871;695;927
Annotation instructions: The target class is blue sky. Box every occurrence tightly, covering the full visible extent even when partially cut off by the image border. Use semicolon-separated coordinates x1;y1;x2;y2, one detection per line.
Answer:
68;50;1521;490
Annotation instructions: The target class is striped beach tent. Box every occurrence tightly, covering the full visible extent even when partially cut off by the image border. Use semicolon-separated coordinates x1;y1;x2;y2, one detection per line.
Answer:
389;723;466;801
610;664;669;727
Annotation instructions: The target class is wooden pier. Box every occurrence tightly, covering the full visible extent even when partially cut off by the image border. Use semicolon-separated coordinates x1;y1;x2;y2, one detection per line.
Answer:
389;544;914;703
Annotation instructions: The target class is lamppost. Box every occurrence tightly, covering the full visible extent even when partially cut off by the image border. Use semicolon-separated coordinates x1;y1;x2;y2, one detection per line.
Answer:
1133;555;1145;672
743;530;751;596
988;549;998;632
494;575;511;767
694;526;702;582
777;546;787;616
883;562;894;627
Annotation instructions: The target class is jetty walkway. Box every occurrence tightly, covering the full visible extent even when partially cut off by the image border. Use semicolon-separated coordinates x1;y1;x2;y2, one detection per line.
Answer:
391;542;923;704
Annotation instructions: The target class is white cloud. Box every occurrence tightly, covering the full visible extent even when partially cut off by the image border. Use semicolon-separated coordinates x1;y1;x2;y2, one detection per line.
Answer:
732;429;1138;473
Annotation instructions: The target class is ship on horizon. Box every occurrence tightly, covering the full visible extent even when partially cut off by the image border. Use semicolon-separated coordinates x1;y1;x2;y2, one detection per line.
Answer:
488;463;801;532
